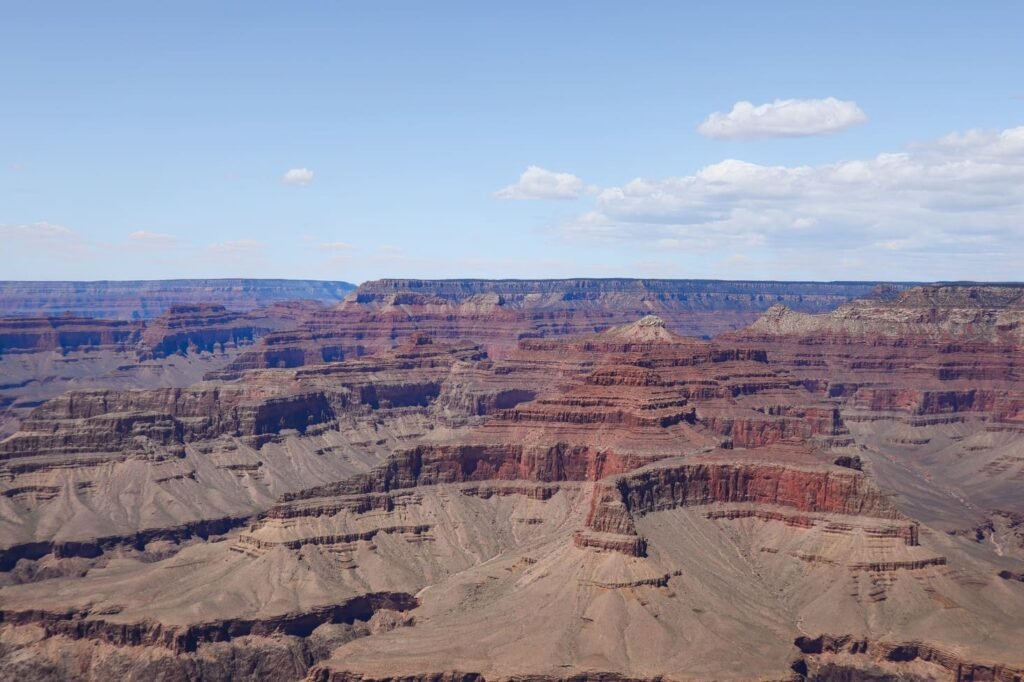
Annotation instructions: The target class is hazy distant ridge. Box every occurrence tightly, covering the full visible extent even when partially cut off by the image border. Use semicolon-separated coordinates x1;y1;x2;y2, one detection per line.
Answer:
0;279;356;320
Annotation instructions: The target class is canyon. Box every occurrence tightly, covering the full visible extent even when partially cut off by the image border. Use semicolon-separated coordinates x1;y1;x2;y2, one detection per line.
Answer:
0;278;1022;682
0;279;356;320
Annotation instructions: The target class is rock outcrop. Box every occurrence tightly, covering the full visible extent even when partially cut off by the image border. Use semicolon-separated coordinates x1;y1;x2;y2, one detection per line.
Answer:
0;316;143;355
213;279;900;373
2;282;1024;682
0;301;325;437
730;283;1024;533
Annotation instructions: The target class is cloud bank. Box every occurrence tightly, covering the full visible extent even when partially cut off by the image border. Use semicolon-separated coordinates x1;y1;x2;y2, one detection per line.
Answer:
557;125;1024;275
207;239;265;255
495;166;589;200
128;230;178;247
698;98;867;139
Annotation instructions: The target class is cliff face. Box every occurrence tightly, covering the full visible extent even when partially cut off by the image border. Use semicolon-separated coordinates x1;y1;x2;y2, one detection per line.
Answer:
734;286;1024;427
0;303;316;438
138;304;279;359
212;279;900;373
731;283;1024;538
0;279;354;320
0;316;143;355
0;305;284;358
0;338;483;464
794;634;1024;682
3;282;1024;682
748;284;1024;345
351;278;900;312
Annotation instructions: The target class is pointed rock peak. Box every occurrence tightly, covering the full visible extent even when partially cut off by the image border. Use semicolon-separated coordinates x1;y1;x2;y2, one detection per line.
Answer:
601;314;678;342
635;314;667;328
749;304;799;328
762;304;793;318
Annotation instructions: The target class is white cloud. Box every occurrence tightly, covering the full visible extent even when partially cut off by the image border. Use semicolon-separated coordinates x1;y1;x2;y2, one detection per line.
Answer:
495;165;590;200
127;230;178;247
560;124;1024;273
320;241;356;251
698;98;867;140
0;221;75;240
0;221;93;256
0;222;102;278
282;168;314;186
207;239;265;255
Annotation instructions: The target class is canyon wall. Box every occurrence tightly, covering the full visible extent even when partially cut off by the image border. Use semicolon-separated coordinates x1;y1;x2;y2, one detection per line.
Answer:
0;279;355;320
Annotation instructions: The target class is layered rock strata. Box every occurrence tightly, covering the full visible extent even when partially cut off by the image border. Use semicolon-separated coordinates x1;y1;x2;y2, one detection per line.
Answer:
211;279;900;374
0;279;355;319
0;338;483;558
729;284;1024;534
2;288;1024;681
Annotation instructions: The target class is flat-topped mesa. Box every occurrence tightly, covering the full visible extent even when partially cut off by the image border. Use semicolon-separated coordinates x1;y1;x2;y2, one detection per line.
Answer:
578;455;914;557
487;321;843;448
0;315;143;354
139;304;277;359
349;278;902;312
0;279;355;320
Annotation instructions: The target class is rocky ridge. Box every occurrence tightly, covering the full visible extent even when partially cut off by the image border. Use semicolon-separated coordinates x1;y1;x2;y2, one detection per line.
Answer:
0;279;355;320
0;302;316;438
211;279;902;375
729;284;1024;535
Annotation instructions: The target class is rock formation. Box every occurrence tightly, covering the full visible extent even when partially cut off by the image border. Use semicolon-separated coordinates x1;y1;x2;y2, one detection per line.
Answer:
212;278;902;374
728;284;1024;535
0;303;314;438
1;281;1023;682
0;279;355;319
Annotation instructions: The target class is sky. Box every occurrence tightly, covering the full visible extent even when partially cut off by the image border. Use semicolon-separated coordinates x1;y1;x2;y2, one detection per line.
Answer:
2;1;1023;283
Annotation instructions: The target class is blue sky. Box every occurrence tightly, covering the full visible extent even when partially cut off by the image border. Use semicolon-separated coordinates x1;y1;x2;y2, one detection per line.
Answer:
2;2;1023;282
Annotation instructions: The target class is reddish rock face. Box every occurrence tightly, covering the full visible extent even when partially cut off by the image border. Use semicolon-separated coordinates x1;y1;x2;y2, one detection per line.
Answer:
0;300;331;437
139;304;274;359
0;338;485;463
0;315;143;354
728;285;1024;429
3;282;1024;682
212;278;895;372
263;318;883;572
794;634;1024;682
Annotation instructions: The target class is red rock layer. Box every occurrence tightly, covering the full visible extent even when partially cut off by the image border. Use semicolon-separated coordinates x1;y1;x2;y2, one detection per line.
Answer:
139;304;278;359
0;338;484;463
730;285;1024;427
0;315;142;354
267;320;886;563
210;279;895;374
